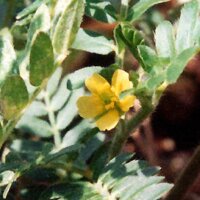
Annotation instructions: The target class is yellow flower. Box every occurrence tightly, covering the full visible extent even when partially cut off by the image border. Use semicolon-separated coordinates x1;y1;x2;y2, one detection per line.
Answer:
77;69;135;131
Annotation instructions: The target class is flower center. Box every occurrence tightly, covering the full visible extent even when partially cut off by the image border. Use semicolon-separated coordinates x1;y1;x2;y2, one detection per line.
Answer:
104;97;118;110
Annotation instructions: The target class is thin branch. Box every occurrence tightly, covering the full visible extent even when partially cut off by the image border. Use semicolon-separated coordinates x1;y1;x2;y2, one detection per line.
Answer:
108;104;153;160
165;145;200;200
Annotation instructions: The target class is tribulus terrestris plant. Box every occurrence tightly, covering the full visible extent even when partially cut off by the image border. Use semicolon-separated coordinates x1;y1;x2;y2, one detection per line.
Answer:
0;0;200;199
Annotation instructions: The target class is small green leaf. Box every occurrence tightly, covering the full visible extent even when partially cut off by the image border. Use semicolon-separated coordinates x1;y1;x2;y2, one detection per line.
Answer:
39;153;172;200
108;0;121;11
24;101;47;117
44;144;83;163
193;20;200;46
85;1;116;23
167;47;199;83
146;73;165;90
79;132;106;162
62;120;94;147
52;0;84;57
56;88;84;130
0;34;16;85
46;67;62;97
26;4;51;50
67;66;103;90
138;45;158;72
10;139;53;154
0;75;29;120
0;170;18;199
127;0;168;22
16;0;51;19
50;76;71;111
72;28;114;55
118;24;144;62
131;183;173;200
17;115;54;138
39;182;101;200
30;32;54;86
0;171;15;187
19;4;51;73
114;25;126;56
155;21;176;58
176;0;200;54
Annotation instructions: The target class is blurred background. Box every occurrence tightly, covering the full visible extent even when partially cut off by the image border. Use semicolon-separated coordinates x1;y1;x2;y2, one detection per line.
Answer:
1;0;200;199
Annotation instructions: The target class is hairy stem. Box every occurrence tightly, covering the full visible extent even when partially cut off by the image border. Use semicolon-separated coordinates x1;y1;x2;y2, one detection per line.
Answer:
44;91;61;148
108;104;153;160
165;145;200;200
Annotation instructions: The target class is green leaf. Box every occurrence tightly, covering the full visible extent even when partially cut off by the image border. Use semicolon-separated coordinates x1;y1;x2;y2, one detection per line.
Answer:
39;182;102;200
114;24;126;56
67;66;103;90
52;0;84;57
10;139;53;154
39;154;172;200
0;75;28;120
72;28;114;55
0;171;15;187
29;32;54;86
50;75;71;111
118;24;145;63
193;20;200;46
46;67;62;97
44;144;83;163
138;45;158;72
0;170;17;199
85;1;116;23
16;115;54;138
26;4;51;50
167;47;199;83
176;0;200;54
56;88;84;130
19;4;51;74
155;21;176;58
62;120;95;147
16;0;50;19
0;34;16;85
146;73;165;90
108;0;121;11
78;132;106;162
24;101;47;117
127;0;168;22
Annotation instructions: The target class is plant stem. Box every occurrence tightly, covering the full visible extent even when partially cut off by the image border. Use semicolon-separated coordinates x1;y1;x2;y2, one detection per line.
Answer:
165;145;200;200
108;104;153;160
43;91;61;148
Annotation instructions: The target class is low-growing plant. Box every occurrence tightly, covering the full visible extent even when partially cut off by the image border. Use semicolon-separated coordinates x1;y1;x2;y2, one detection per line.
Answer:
0;0;200;199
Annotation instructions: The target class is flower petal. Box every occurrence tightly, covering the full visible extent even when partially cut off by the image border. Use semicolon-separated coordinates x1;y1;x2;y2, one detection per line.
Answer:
119;95;135;112
96;109;119;131
111;69;133;96
77;95;105;119
85;73;111;95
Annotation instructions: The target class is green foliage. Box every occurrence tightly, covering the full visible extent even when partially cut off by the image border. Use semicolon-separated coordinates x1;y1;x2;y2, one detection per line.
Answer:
1;0;200;199
0;75;28;120
127;0;168;22
16;0;51;20
29;32;54;86
0;31;16;85
52;0;84;59
39;153;172;200
72;28;114;55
